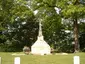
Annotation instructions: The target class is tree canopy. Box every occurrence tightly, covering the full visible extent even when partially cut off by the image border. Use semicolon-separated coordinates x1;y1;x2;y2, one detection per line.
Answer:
0;0;85;52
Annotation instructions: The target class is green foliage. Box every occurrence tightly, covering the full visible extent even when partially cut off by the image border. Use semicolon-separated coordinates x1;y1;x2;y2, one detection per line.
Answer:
79;22;85;52
61;4;85;19
0;0;85;52
0;0;38;52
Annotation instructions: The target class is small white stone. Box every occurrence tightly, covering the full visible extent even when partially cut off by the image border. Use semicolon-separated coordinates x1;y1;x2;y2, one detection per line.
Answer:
14;57;20;64
0;57;1;64
74;56;80;64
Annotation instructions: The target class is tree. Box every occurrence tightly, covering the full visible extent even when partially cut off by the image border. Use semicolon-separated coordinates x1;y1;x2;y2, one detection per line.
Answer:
56;0;85;52
0;0;38;52
0;0;15;46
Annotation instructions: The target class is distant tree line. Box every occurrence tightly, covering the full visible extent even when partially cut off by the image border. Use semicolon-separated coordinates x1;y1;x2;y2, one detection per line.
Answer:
0;0;85;52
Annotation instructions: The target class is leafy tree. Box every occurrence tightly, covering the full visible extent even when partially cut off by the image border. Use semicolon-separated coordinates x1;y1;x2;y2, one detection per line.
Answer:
56;0;85;52
0;0;38;52
0;0;15;47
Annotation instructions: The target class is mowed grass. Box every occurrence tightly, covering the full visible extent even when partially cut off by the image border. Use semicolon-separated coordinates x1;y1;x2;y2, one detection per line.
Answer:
0;52;85;64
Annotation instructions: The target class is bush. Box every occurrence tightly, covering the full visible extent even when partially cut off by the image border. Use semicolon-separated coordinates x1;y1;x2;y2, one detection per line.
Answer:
0;43;22;52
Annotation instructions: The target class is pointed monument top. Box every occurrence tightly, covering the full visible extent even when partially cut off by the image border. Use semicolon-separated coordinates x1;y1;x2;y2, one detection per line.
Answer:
38;20;43;37
37;19;44;41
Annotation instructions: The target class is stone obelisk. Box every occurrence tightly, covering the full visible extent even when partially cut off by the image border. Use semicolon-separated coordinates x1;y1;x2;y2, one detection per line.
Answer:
31;20;51;55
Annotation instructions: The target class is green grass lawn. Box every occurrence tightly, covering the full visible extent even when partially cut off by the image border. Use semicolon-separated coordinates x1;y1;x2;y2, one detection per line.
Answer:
0;52;85;64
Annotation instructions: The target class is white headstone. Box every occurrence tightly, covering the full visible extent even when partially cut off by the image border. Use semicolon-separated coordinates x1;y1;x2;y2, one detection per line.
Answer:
14;57;20;64
0;57;1;64
73;56;80;64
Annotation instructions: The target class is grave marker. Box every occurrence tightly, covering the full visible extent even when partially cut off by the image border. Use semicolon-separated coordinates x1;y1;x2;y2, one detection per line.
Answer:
14;57;20;64
0;57;1;64
74;56;80;64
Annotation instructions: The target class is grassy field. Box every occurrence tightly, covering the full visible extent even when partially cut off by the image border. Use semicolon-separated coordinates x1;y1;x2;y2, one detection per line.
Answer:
0;52;85;64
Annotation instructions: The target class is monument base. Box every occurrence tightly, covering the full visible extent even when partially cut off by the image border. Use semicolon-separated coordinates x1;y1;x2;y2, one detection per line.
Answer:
31;37;51;55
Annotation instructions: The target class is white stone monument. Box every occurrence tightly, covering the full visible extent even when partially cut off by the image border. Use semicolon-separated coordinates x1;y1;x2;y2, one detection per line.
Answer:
73;56;80;64
0;57;1;64
31;20;51;55
14;57;20;64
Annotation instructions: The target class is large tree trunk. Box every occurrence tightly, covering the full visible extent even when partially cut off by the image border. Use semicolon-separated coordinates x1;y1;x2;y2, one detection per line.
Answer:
73;18;79;52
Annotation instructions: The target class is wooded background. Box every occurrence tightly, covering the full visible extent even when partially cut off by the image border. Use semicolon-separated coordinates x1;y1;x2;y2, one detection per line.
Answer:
0;0;85;52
